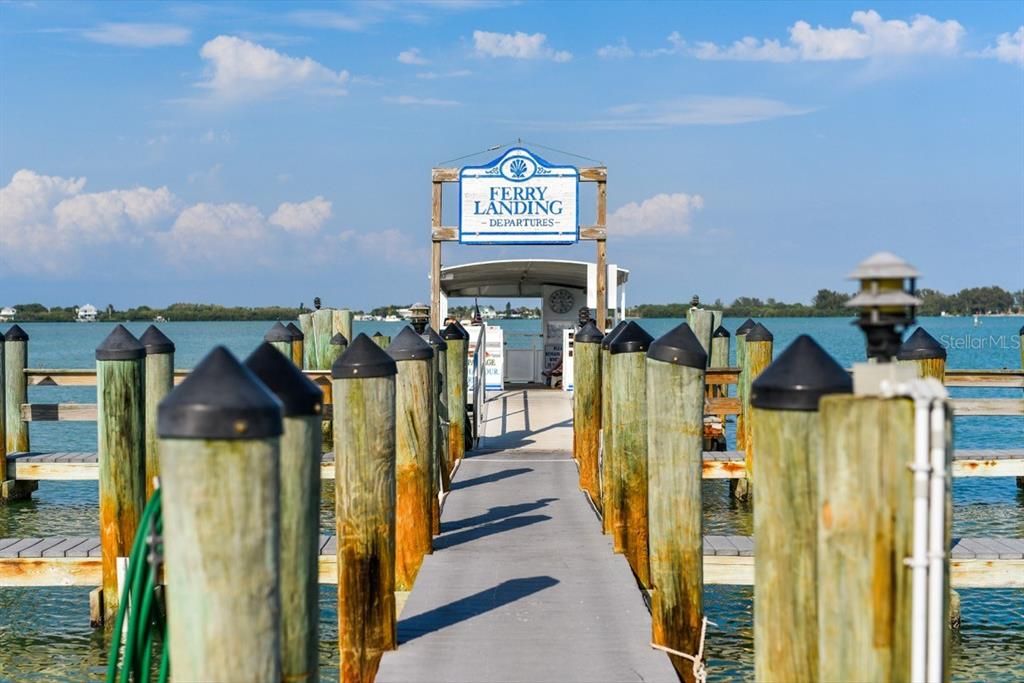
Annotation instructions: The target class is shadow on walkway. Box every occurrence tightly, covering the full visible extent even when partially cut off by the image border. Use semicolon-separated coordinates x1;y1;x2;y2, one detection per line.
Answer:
396;576;560;644
433;514;551;550
451;467;534;491
441;498;558;533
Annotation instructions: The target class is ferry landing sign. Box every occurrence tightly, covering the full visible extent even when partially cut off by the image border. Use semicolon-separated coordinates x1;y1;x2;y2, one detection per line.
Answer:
459;147;579;245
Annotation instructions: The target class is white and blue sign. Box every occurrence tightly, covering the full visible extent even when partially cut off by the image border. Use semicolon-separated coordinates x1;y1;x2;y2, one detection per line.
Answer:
460;147;579;245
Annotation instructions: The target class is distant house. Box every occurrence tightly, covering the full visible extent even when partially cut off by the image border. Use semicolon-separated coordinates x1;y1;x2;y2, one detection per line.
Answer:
77;304;98;322
0;307;15;322
480;305;498;319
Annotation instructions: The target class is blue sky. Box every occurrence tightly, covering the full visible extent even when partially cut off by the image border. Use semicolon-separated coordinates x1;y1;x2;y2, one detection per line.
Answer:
1;0;1021;310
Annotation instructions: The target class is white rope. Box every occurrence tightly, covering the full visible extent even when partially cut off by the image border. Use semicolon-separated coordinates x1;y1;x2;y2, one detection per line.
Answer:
650;617;716;682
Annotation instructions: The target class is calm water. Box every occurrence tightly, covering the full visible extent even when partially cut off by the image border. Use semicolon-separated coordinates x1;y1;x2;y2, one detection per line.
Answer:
0;317;1021;681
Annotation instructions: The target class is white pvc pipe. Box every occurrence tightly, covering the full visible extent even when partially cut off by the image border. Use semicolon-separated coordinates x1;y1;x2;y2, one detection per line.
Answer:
909;393;933;683
926;399;948;683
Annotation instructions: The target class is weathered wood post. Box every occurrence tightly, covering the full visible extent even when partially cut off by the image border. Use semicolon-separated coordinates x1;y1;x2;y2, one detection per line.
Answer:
159;346;283;681
96;325;147;624
334;309;354;345
442;322;469;466
245;343;323;682
0;330;5;493
387;328;434;588
573;320;604;505
737;322;773;501
140;325;174;498
308;308;337;370
372;331;391;349
600;320;628;533
287;322;305;368
266;322;293;358
423;326;450;506
898;327;946;382
686;306;714;360
4;324;30;455
299;312;314;368
733;318;756;448
646;322;707;682
750;335;852;682
320;333;349;453
1020;323;1024;491
710;326;731;406
609;321;654;587
332;334;397;681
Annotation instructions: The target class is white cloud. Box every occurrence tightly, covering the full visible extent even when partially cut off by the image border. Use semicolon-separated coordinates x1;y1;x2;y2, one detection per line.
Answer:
384;95;461;106
269;196;332;232
159;202;272;266
287;10;371;32
398;47;429;65
608;193;704;236
694;10;964;62
82;22;191;48
641;31;687;57
597;39;634;59
977;26;1024;66
417;69;472;79
473;30;572;62
197;35;350;101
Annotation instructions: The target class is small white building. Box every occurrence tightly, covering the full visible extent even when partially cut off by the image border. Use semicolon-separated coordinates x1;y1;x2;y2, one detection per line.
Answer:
0;307;15;322
77;304;98;322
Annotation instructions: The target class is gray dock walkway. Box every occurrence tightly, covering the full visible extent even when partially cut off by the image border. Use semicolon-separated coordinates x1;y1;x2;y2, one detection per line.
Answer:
375;388;678;682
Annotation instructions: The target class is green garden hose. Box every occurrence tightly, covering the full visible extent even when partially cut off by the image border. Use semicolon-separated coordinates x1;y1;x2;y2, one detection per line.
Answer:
105;488;169;683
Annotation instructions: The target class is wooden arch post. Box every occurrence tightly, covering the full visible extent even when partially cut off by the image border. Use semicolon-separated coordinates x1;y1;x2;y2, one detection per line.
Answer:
429;165;609;330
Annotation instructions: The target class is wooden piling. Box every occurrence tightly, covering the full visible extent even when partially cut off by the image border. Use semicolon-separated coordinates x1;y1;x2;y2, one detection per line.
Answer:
287;322;305;368
898;327;946;381
332;334;397;682
646;323;707;681
308;308;337;370
0;330;5;488
733;318;756;451
387;328;435;588
299;312;313;368
609;321;654;587
818;391;951;682
573;320;604;506
423;326;450;510
686;307;714;361
372;331;391;349
4;325;29;455
710;326;730;406
600;320;628;534
96;325;146;624
442;322;469;465
245;343;324;682
266;322;293;359
0;328;35;502
334;309;354;345
750;335;852;682
739;323;773;499
321;333;349;453
159;346;284;681
1020;323;1024;491
140;325;174;498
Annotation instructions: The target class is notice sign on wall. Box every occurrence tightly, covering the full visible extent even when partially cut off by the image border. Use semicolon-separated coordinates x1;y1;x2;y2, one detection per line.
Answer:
460;147;578;245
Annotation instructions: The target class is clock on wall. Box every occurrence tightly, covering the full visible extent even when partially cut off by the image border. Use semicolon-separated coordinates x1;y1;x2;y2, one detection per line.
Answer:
548;288;575;315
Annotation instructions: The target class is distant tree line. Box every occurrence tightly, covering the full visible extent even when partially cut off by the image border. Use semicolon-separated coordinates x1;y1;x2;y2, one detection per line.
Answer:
7;302;308;322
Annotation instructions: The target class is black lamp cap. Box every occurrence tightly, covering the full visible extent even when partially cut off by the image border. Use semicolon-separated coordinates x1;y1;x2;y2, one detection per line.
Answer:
244;343;323;417
387;326;434;361
736;318;757;336
609;321;654;355
745;322;774;342
332;333;398;379
712;326;731;339
96;324;145;361
140;325;175;355
286;322;304;340
601;320;629;350
751;334;851;411
158;346;283;439
265;322;292;342
647;323;707;369
575;319;604;343
5;324;28;342
442;321;470;340
330;332;348;346
422;325;448;351
898;327;946;361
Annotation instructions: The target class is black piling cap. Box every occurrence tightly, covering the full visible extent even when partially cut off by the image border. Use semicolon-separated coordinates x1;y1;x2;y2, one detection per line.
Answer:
265;322;292;343
898;327;947;361
736;318;756;336
422;325;448;351
751;335;852;411
140;325;175;355
609;321;654;355
158;346;282;439
286;322;304;340
442;321;470;341
0;329;4;342
372;330;385;338
713;325;731;339
387;326;434;362
5;324;28;342
96;324;145;361
330;332;348;346
332;333;397;379
574;319;604;344
745;322;773;342
601;320;629;350
647;322;707;369
244;343;323;417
